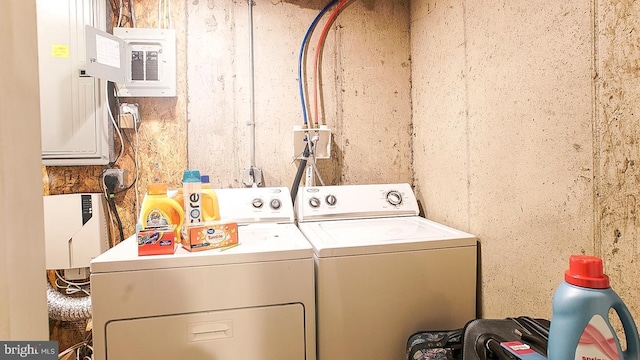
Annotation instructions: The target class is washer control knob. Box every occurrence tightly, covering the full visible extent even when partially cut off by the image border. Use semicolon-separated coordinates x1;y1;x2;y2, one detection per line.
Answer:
252;198;264;209
309;197;321;208
326;194;337;206
386;191;403;206
270;198;282;210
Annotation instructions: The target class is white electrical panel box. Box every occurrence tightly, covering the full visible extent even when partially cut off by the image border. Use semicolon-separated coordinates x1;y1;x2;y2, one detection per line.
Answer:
36;0;114;166
113;27;177;97
43;193;109;271
293;125;332;159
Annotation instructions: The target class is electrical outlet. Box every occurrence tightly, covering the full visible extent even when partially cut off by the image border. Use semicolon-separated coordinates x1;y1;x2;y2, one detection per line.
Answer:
103;169;125;189
119;102;139;129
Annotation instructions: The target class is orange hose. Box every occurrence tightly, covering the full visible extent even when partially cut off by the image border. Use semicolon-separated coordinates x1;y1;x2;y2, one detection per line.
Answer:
311;0;347;128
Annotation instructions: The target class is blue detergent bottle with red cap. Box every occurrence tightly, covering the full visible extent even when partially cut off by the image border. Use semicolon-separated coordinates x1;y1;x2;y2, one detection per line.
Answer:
548;255;640;360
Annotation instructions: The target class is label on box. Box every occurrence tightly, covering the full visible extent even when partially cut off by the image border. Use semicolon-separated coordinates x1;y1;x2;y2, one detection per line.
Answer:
138;225;177;256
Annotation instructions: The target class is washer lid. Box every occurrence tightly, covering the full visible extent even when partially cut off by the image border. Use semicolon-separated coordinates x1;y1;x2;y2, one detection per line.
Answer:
296;216;476;257
90;224;313;273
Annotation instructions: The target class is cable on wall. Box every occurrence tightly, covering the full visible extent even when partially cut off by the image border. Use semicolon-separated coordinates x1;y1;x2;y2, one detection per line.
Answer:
158;0;172;29
111;0;136;28
106;82;125;165
112;87;141;215
117;0;124;27
102;172;125;243
130;0;136;27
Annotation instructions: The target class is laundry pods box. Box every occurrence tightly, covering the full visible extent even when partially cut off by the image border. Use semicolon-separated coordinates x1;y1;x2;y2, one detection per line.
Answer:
137;225;178;256
182;221;238;252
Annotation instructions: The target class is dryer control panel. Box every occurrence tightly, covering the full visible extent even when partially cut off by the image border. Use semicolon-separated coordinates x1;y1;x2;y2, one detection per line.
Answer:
215;187;294;225
295;183;419;222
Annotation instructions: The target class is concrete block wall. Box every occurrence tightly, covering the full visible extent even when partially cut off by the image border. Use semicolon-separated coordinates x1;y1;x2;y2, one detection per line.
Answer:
597;0;640;321
187;0;413;188
412;0;640;320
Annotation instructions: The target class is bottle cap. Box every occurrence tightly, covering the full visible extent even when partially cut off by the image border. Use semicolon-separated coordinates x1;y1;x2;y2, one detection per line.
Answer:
564;255;610;289
201;175;210;184
183;170;201;183
148;183;168;195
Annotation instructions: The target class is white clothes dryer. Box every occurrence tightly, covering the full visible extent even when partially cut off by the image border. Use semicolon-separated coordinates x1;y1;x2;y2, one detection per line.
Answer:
295;183;477;360
91;187;316;360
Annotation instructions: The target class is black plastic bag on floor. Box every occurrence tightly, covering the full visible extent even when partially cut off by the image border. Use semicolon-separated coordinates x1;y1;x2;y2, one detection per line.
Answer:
406;329;463;360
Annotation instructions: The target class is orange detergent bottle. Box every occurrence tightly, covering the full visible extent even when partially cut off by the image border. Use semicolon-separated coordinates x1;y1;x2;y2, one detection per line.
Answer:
139;183;184;241
200;175;220;221
172;175;220;222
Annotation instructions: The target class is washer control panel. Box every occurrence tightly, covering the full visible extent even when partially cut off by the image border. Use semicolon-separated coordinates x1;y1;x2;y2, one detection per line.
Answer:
386;190;403;206
295;183;419;222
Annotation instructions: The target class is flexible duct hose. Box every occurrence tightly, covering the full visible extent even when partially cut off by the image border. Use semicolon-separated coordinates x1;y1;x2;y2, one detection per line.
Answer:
46;282;92;321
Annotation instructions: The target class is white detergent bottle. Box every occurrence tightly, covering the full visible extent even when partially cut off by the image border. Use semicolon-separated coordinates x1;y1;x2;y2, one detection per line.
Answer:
182;170;202;224
548;255;640;360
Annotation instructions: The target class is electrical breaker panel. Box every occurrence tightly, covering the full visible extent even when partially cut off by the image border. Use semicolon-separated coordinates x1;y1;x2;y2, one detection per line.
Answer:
36;0;114;166
113;27;177;97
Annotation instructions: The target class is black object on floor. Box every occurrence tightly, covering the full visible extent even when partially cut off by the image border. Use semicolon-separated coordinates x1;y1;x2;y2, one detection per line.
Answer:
405;317;550;360
462;317;550;360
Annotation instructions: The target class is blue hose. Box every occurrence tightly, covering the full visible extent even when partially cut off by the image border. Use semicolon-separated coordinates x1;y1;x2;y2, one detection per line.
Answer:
298;0;338;126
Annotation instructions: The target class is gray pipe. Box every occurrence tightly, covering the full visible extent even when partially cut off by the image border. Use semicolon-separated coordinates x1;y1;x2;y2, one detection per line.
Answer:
248;0;256;168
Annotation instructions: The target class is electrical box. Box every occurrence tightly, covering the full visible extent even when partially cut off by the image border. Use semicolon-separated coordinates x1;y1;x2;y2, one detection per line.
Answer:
293;125;332;160
113;27;177;97
36;0;114;166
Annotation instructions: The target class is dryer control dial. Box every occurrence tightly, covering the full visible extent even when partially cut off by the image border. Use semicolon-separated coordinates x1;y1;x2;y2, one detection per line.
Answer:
270;198;282;210
309;197;321;208
252;198;264;209
386;191;403;206
325;194;337;206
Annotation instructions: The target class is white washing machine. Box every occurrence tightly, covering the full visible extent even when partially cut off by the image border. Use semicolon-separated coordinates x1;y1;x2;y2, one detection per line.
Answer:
295;183;477;360
91;187;316;360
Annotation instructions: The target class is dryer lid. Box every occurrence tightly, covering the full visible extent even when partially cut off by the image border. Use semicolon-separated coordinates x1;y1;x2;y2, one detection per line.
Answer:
297;216;476;258
90;223;313;273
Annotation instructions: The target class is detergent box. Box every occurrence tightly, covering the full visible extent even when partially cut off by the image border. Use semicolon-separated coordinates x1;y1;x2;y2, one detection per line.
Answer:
137;225;178;256
182;221;238;252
